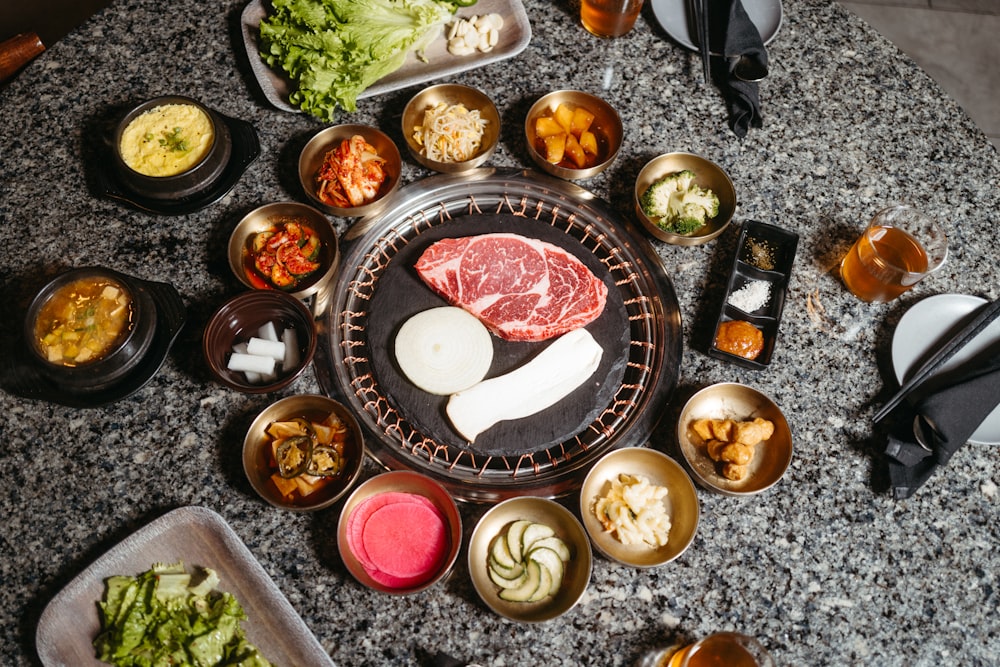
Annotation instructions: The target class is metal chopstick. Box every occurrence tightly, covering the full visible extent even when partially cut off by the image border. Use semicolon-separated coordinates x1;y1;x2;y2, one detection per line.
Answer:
873;298;1000;423
695;0;711;83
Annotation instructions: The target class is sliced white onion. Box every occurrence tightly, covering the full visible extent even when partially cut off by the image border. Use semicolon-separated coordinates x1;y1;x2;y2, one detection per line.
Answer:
394;307;494;395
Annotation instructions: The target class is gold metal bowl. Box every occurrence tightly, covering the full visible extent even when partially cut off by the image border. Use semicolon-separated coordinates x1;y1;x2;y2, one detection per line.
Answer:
401;83;500;173
579;447;699;567
524;90;622;180
634;152;736;245
676;383;792;496
336;471;462;595
298;124;402;217
227;201;339;317
468;496;592;622
242;394;365;511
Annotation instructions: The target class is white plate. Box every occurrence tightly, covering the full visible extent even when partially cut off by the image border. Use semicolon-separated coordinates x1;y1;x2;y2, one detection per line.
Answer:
36;506;334;666
241;0;532;114
650;0;782;53
891;294;1000;445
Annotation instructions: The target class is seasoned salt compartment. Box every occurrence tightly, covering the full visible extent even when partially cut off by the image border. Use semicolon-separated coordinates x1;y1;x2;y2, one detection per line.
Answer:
709;220;799;370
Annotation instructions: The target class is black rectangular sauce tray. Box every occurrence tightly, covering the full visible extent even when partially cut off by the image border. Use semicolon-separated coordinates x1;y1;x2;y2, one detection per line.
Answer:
709;220;799;370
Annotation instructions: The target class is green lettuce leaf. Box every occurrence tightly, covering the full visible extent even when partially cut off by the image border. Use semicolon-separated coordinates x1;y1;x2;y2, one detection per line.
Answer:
260;0;459;121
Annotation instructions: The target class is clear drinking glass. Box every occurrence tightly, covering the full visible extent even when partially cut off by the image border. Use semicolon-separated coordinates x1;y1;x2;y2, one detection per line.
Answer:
840;204;948;303
677;632;775;667
580;0;645;38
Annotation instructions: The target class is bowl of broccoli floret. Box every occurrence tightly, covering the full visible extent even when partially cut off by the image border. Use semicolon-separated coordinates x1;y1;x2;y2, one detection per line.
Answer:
634;153;735;245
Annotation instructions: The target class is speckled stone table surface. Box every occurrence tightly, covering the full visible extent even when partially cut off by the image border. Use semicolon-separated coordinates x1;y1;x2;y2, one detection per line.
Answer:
1;1;998;665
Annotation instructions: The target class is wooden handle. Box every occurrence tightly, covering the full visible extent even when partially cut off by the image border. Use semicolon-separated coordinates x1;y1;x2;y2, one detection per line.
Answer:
0;33;46;83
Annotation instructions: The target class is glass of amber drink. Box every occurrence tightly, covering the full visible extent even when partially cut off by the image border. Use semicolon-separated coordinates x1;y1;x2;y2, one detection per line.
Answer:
677;632;775;667
840;205;947;303
580;0;644;38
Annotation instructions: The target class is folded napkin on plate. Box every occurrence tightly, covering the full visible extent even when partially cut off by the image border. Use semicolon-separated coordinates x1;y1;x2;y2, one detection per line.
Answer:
709;0;768;138
885;352;1000;499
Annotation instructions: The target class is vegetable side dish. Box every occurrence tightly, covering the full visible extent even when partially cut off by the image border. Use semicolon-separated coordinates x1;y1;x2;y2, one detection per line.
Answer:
33;277;133;366
640;169;720;235
263;411;352;503
488;519;569;603
533;101;602;169
593;473;671;547
345;491;450;589
259;0;467;121
93;562;272;667
412;102;488;163
315;135;389;207
244;217;321;290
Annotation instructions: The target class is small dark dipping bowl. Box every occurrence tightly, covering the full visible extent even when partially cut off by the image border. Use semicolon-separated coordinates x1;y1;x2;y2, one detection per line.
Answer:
202;290;317;393
25;267;158;392
113;95;232;200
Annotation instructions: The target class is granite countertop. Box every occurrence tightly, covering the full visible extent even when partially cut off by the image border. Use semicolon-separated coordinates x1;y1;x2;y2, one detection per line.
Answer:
1;0;998;665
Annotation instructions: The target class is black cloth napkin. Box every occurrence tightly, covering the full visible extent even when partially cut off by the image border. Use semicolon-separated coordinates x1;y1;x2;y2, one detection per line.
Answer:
885;352;1000;499
709;0;768;138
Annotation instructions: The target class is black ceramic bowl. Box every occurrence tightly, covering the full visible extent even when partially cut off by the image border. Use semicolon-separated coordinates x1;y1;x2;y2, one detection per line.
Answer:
24;267;158;392
113;95;232;200
202;290;317;393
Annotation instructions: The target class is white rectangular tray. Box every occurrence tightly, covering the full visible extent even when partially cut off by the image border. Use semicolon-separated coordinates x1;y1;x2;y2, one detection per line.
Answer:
36;506;335;666
241;0;532;114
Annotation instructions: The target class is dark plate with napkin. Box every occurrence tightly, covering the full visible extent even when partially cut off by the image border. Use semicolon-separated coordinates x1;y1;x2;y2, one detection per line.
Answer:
883;294;1000;498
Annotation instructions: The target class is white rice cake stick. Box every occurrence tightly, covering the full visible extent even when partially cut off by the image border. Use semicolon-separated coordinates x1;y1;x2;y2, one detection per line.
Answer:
232;343;262;383
246;336;286;361
446;328;603;442
257;321;280;342
227;352;276;376
281;328;300;369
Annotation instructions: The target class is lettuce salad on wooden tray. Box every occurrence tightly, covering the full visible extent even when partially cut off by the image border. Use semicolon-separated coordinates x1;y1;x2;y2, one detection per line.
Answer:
93;562;273;667
260;0;476;121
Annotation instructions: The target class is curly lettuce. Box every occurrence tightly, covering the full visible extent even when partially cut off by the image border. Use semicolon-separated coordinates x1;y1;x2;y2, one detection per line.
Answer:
93;562;272;667
260;0;461;121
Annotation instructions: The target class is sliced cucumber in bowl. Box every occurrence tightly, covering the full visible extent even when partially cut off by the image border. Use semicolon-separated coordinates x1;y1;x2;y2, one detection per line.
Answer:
488;519;569;604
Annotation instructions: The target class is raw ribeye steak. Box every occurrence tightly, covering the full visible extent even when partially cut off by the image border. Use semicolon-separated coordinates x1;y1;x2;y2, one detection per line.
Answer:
414;233;608;342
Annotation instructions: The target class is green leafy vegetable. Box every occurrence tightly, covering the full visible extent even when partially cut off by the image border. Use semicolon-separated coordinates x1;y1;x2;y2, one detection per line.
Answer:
260;0;463;121
93;562;273;667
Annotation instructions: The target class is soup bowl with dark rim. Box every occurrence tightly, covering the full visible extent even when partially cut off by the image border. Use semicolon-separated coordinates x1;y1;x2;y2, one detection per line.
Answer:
25;266;158;392
113;95;232;200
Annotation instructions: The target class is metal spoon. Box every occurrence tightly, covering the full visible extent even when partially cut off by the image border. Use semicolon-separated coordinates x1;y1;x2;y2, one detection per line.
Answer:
731;55;768;82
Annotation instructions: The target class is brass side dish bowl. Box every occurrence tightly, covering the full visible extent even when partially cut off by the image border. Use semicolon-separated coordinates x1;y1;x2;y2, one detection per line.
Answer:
677;383;792;496
243;394;365;511
634;152;736;246
525;89;622;180
298;124;402;217
337;471;463;595
228;201;340;317
468;496;592;622
202;290;317;393
113;95;233;200
579;447;699;568
401;83;501;173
